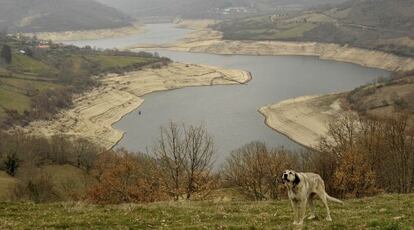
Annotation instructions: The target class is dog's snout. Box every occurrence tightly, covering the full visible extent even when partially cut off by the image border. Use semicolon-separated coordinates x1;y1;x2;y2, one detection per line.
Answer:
283;174;288;179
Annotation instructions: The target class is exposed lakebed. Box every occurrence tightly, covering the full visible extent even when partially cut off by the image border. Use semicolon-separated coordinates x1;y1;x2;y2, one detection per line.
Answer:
67;24;389;164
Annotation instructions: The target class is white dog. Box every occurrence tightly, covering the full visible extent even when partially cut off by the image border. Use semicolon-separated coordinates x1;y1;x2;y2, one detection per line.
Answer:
282;170;343;226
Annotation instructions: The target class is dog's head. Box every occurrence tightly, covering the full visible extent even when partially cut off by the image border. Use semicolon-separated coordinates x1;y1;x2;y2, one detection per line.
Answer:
281;170;300;187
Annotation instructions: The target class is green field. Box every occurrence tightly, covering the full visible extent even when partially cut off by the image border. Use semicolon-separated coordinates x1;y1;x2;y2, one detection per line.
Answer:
7;54;57;75
0;77;62;119
0;37;164;124
0;194;412;229
85;55;159;70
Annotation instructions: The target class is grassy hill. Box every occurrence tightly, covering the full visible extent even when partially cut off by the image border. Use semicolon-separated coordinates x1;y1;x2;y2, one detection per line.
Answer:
96;0;346;19
0;35;166;127
0;0;132;33
0;193;412;229
217;0;414;57
345;73;414;127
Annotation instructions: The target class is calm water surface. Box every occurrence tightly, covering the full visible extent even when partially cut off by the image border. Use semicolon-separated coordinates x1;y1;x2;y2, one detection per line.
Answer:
63;24;191;49
68;24;389;164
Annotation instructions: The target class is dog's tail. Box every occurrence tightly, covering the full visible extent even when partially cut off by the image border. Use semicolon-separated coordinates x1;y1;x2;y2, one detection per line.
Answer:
326;193;344;204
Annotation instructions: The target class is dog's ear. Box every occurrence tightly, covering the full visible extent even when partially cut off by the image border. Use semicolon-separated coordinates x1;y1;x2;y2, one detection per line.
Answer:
293;173;300;185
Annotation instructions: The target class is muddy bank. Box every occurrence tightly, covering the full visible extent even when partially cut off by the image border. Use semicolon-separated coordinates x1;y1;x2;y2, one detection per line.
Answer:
21;63;251;149
23;22;144;42
259;94;347;148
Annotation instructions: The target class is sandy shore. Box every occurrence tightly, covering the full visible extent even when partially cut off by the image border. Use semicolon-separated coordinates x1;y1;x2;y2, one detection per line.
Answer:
130;21;414;72
128;21;414;148
23;22;144;42
259;94;347;148
21;63;251;149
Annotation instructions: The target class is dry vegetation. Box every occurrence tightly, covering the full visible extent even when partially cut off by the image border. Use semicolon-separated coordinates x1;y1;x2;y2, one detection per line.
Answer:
0;115;413;228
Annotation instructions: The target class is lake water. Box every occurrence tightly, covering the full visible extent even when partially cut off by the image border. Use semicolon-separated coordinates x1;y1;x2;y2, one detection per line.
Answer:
63;24;191;49
67;24;389;164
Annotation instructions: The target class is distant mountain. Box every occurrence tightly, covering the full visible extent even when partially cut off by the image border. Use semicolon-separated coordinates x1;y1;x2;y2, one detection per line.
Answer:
0;0;132;33
96;0;347;19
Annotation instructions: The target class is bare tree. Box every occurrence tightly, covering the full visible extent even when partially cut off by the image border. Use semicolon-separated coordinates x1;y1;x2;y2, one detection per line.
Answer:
223;142;297;200
154;122;186;201
154;122;216;200
183;124;215;199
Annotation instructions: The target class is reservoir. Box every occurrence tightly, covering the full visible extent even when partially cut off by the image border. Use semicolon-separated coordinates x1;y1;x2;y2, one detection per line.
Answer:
68;24;389;164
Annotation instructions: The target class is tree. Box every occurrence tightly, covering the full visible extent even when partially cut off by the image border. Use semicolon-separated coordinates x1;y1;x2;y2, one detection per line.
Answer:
154;122;216;200
154;122;186;201
223;142;297;200
87;150;165;204
183;124;215;199
1;44;12;64
4;152;19;176
333;148;378;198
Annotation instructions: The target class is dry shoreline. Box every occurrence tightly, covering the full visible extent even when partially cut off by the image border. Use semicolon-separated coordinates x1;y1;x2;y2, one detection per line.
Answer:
23;22;144;42
129;21;414;148
21;63;251;149
130;20;414;73
258;94;349;148
21;21;414;149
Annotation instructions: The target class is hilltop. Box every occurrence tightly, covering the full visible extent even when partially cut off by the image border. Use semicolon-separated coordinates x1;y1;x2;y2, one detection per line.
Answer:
0;193;413;229
96;0;346;20
0;0;132;33
217;0;414;57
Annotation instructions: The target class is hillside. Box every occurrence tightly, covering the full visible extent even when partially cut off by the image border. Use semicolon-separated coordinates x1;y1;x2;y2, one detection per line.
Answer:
0;194;412;229
0;34;166;128
345;73;414;126
0;0;132;33
217;0;414;56
96;0;346;19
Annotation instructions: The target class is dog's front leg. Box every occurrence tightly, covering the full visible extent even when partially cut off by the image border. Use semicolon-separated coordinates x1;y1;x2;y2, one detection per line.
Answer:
290;200;300;225
298;198;308;225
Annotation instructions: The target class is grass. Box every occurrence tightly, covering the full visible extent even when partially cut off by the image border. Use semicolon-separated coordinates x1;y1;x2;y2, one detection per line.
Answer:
7;54;57;75
0;84;31;114
0;194;412;229
270;23;318;40
85;55;159;70
0;77;61;91
0;172;17;201
0;77;62;119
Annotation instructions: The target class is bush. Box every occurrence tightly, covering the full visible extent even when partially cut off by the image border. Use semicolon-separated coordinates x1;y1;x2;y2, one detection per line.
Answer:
223;142;297;200
13;166;57;203
86;150;166;204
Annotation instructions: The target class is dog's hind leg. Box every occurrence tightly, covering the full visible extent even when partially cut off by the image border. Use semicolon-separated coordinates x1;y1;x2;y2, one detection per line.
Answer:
308;196;316;220
318;193;332;221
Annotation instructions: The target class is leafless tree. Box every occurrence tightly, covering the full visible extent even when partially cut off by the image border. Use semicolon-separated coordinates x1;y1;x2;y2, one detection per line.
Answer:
154;122;216;200
183;124;215;199
223;142;297;200
154;122;186;200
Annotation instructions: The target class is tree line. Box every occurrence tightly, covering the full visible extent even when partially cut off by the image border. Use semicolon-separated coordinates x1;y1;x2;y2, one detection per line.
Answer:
1;113;413;203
